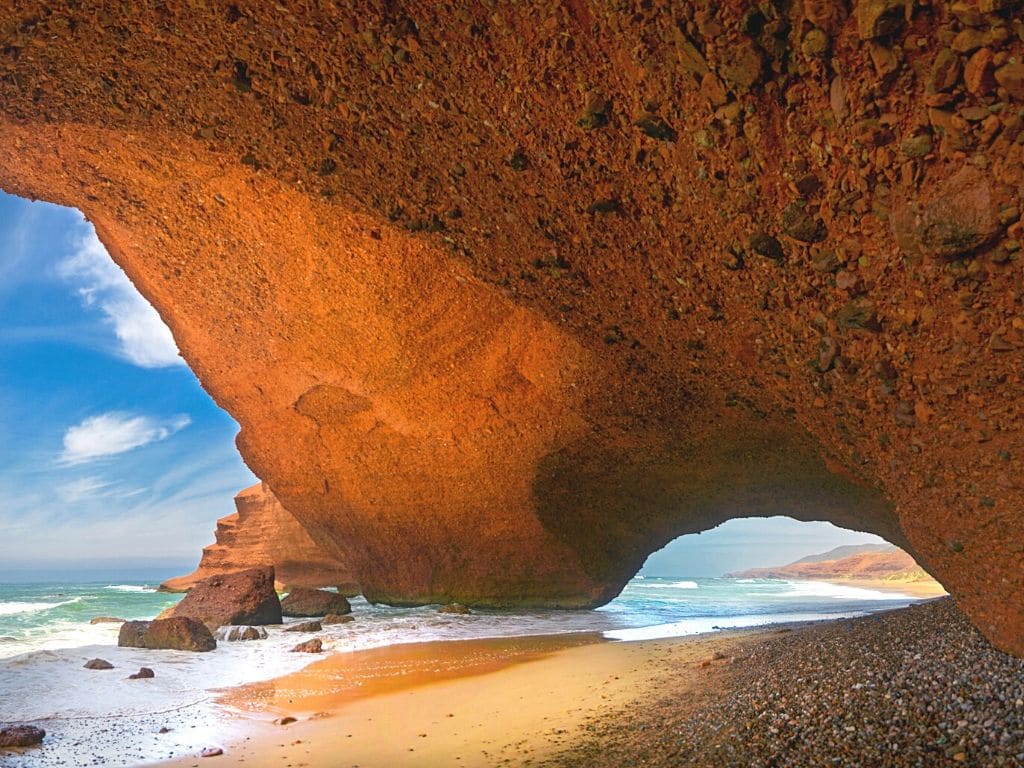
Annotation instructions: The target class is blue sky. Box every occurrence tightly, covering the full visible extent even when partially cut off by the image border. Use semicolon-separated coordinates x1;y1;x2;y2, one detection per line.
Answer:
0;191;256;576
0;190;885;580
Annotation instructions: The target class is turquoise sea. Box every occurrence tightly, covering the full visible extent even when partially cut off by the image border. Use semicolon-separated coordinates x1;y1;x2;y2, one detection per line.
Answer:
0;576;928;659
0;575;936;767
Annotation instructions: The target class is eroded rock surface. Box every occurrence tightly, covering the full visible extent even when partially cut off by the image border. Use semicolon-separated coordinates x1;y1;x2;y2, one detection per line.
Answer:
160;483;358;594
0;1;1022;653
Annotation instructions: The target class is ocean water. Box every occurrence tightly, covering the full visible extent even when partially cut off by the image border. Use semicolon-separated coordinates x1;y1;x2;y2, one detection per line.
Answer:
0;576;930;766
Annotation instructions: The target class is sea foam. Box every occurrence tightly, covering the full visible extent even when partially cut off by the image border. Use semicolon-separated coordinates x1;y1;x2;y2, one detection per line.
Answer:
0;599;80;616
664;580;699;589
782;580;912;601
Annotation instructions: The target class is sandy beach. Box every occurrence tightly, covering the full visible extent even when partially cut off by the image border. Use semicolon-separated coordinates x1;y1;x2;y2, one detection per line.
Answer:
154;627;769;768
824;577;948;599
148;598;1024;768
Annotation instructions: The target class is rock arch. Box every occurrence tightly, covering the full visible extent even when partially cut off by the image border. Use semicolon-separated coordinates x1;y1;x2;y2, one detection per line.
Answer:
1;1;1021;654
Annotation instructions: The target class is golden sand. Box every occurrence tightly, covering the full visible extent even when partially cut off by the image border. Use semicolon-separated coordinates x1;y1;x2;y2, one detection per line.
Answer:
155;628;769;767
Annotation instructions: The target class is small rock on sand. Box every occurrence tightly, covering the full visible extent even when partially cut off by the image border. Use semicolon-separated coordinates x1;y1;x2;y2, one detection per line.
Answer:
226;626;267;641
129;667;155;679
0;725;45;747
322;613;354;625
200;746;223;757
285;620;322;633
84;658;114;670
290;638;323;653
275;716;297;726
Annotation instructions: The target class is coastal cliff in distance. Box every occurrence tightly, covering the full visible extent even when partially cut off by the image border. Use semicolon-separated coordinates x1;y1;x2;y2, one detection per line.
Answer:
728;544;945;594
160;484;358;594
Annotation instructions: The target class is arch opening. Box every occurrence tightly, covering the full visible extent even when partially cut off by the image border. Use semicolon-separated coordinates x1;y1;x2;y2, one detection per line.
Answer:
593;516;945;642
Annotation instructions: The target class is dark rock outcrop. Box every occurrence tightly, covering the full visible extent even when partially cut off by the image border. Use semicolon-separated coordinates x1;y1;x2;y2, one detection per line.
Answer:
118;618;217;652
281;588;351;618
83;658;113;670
118;621;150;649
164;567;282;629
141;618;217;652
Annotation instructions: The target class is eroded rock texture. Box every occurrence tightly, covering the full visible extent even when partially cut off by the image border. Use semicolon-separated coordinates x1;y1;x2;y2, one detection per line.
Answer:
1;1;1022;652
160;483;358;593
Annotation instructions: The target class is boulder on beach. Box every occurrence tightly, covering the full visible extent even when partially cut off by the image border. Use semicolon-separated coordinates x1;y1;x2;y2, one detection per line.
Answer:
0;725;45;747
118;618;217;652
118;621;151;648
144;618;217;652
290;638;323;653
84;658;114;670
89;616;126;625
225;626;267;641
322;613;354;625
163;566;282;629
128;667;155;679
284;620;322;633
281;587;350;617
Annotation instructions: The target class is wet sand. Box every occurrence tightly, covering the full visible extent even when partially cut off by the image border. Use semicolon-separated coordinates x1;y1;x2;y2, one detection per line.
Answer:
154;627;772;767
824;577;947;599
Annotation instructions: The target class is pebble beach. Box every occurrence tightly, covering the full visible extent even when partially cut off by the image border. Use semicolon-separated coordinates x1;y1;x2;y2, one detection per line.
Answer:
544;598;1024;768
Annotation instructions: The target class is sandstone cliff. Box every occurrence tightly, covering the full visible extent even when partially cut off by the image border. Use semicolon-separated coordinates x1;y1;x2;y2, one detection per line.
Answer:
728;544;939;584
1;1;1022;654
160;484;358;594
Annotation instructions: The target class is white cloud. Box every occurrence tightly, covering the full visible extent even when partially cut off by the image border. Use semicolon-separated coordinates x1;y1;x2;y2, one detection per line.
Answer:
59;412;191;465
57;476;147;503
57;476;114;502
57;226;183;368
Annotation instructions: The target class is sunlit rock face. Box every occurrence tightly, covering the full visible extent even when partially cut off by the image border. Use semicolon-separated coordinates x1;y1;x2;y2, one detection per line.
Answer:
160;483;359;594
1;1;1022;653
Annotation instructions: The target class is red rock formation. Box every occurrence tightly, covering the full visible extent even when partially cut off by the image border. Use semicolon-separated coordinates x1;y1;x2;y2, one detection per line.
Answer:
0;2;1022;653
160;483;358;594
